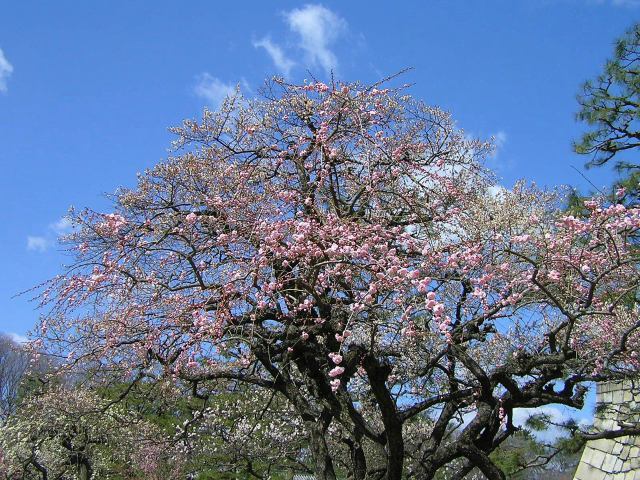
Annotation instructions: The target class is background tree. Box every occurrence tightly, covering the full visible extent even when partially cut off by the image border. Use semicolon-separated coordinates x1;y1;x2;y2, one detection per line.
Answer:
0;384;187;480
2;361;310;479
31;78;640;480
0;334;28;423
575;22;640;173
572;22;640;236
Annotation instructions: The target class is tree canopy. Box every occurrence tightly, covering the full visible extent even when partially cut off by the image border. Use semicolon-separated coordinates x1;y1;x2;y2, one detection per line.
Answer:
24;78;640;480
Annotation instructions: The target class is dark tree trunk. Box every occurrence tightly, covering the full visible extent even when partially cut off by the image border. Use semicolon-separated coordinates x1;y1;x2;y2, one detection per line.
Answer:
343;434;367;480
351;443;367;480
308;410;337;480
459;444;505;480
310;426;337;480
363;355;405;480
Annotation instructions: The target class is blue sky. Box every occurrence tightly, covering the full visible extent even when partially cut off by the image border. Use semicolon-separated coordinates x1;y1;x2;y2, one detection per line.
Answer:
0;1;637;421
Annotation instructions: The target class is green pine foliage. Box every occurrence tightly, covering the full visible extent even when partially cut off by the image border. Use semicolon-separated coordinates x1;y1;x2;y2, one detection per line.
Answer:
575;23;640;172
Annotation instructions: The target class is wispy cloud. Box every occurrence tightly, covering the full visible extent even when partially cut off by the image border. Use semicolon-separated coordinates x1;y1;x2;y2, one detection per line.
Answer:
193;73;236;108
603;0;640;6
512;405;576;443
458;404;575;444
27;236;49;253
284;4;347;75
254;5;348;78
486;130;516;174
555;0;640;6
7;332;28;344
491;130;507;159
26;216;75;253
253;37;296;77
50;217;74;235
487;184;508;200
0;48;13;93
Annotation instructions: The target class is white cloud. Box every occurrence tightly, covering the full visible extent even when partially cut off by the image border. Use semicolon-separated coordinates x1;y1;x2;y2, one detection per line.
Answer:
454;402;584;446
0;48;13;93
512;405;575;443
193;74;236;108
7;332;28;344
284;4;347;75
487;184;508;200
485;129;516;174
490;130;507;159
253;37;296;77
606;0;640;6
50;217;73;235
564;0;640;6
27;236;49;253
26;216;75;253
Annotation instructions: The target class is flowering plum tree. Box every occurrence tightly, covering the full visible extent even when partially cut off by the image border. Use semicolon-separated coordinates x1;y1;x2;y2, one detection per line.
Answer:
33;78;640;480
187;386;312;477
0;385;185;480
